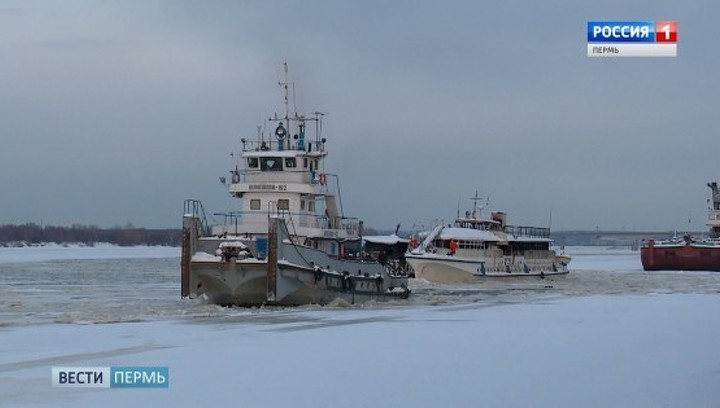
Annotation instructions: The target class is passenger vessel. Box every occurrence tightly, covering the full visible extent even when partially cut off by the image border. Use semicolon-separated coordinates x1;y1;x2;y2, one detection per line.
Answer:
405;193;570;282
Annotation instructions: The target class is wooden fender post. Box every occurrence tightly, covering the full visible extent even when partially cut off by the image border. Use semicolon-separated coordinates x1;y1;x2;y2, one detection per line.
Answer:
267;217;279;302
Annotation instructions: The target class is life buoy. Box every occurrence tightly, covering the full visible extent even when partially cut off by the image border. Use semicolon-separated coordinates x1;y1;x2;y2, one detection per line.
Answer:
275;123;287;140
319;173;327;185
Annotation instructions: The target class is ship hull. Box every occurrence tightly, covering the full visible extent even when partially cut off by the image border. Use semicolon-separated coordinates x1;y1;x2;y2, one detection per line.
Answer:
183;215;409;306
405;253;569;283
641;241;720;271
189;257;409;306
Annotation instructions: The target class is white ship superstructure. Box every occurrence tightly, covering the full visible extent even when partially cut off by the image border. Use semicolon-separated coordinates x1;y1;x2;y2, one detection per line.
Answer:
181;64;409;305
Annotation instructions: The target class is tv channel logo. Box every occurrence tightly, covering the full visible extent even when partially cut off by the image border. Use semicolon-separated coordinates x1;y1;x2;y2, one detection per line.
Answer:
587;20;677;57
52;366;169;389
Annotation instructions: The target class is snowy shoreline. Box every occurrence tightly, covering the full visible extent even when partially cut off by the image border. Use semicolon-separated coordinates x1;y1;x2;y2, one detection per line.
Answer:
0;243;179;263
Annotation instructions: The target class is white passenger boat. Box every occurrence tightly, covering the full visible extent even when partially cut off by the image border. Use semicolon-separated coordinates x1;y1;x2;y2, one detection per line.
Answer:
181;63;410;305
405;194;570;282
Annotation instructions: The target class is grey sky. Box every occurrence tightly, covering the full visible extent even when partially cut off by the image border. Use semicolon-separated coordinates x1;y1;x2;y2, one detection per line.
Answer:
1;1;718;231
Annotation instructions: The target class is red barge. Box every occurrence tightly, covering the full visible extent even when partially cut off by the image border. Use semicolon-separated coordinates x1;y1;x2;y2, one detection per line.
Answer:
641;182;720;271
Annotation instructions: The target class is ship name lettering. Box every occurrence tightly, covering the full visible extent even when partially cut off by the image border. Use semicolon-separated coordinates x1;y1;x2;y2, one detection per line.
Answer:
248;184;288;191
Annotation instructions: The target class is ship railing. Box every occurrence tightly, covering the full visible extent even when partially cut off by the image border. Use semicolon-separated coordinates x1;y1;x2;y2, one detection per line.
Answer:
211;212;243;234
209;210;360;238
239;139;326;154
183;199;210;236
231;169;312;184
292;213;361;238
338;217;361;238
506;225;551;239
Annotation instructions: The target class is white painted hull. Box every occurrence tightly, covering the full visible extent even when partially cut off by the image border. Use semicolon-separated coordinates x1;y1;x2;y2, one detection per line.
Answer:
406;253;569;283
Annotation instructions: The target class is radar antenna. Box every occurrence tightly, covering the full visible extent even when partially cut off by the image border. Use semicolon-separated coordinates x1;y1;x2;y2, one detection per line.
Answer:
470;190;484;219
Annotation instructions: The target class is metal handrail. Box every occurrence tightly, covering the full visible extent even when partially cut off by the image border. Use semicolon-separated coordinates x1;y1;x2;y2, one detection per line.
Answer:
211;209;360;236
183;199;210;236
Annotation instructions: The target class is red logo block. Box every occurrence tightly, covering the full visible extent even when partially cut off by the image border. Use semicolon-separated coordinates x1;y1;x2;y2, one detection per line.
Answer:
655;20;677;42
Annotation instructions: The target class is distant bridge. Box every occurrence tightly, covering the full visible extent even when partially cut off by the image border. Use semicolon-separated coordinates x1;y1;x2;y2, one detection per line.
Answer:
549;230;704;247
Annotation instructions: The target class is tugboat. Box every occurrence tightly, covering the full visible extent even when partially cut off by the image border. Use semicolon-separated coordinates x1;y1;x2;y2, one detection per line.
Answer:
181;63;410;305
640;182;720;271
405;193;570;283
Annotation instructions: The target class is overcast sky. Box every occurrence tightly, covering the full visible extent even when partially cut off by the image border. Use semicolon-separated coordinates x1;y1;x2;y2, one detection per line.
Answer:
1;1;718;231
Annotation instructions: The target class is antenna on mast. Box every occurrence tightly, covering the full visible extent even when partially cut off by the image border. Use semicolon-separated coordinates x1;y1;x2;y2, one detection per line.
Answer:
456;195;461;219
313;111;325;145
284;60;289;121
470;190;483;218
279;59;290;128
549;209;553;230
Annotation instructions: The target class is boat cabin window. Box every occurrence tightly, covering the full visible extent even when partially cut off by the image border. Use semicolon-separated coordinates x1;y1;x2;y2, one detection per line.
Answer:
308;200;315;212
250;199;261;210
285;158;297;168
261;157;282;171
458;241;488;250
300;199;306;211
303;158;308;168
278;199;290;211
247;157;259;168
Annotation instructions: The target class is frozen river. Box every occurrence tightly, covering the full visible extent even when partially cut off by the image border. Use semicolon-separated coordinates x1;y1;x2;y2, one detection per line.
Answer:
1;246;718;407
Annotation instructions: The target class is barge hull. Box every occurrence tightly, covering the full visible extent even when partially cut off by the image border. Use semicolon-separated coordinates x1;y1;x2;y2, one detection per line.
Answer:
641;241;720;271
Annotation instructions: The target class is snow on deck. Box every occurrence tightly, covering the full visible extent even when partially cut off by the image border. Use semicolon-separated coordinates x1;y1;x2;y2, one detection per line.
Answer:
363;234;409;245
438;227;499;241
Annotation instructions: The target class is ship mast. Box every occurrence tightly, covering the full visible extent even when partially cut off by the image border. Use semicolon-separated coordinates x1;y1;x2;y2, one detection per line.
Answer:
281;60;290;130
268;61;327;154
470;190;483;219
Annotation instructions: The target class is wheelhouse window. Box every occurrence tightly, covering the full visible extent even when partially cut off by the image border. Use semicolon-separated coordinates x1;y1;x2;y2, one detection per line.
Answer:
303;158;308;168
277;199;290;211
308;200;315;213
300;199;306;211
247;157;259;168
250;199;261;210
261;157;282;171
285;157;297;168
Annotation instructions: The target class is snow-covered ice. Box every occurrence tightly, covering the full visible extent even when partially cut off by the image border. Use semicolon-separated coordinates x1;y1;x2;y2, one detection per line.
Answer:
0;246;719;407
1;295;719;407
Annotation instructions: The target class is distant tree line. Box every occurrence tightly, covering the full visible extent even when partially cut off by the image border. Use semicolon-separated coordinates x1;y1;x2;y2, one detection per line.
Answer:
550;230;679;246
0;223;181;247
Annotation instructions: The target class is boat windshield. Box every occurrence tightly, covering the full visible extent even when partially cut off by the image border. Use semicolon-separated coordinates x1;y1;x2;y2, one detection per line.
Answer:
260;157;283;171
